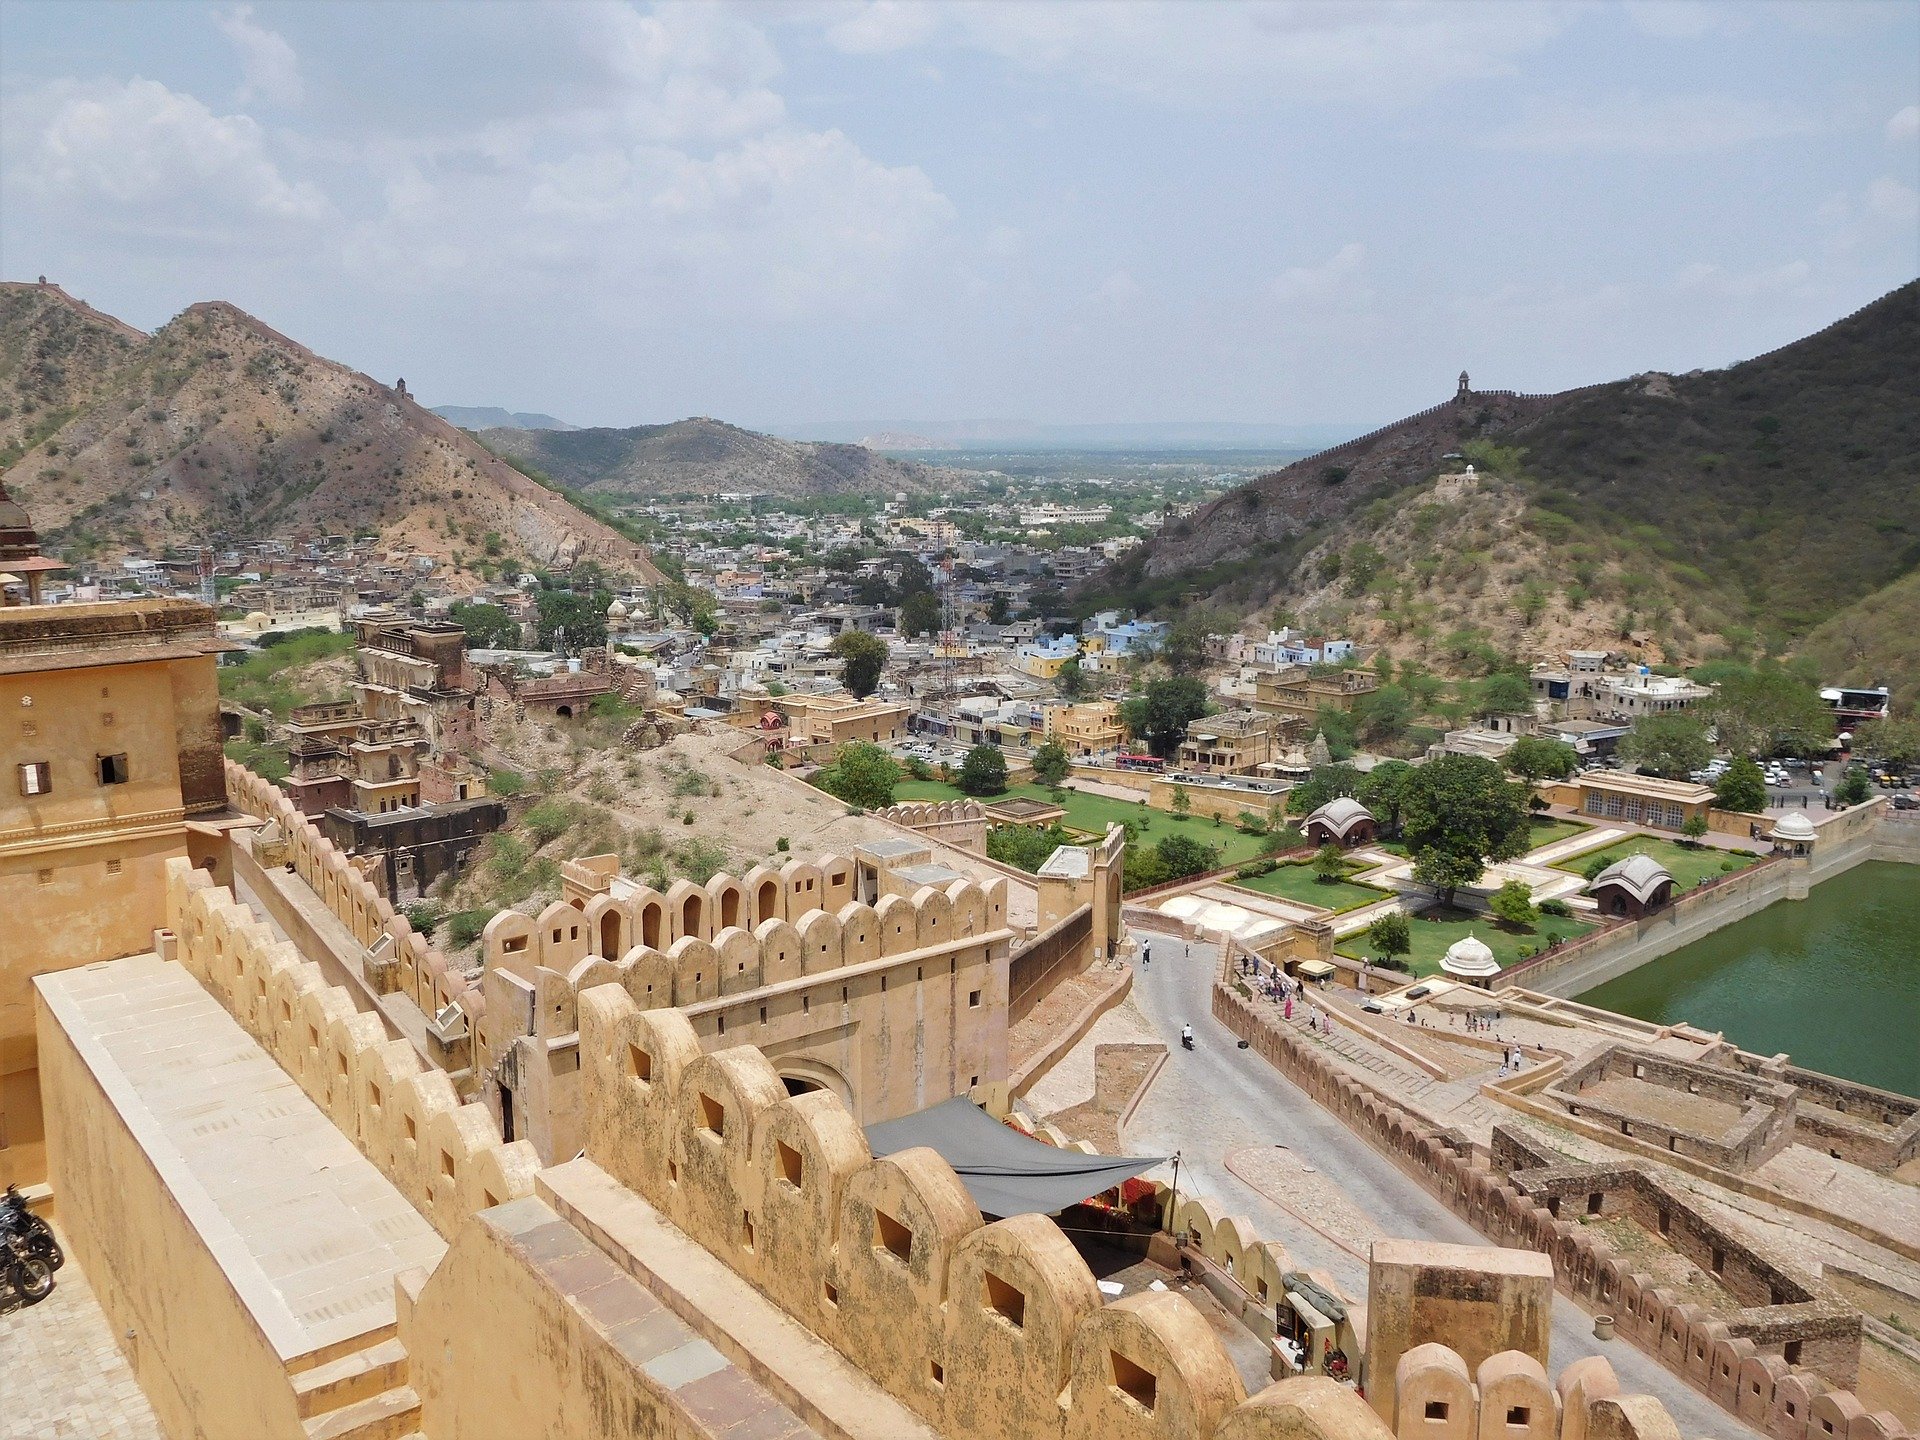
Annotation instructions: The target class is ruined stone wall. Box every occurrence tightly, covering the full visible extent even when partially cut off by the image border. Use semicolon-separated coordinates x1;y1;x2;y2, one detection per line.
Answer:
164;858;537;1239
1210;984;1909;1440
1548;1046;1798;1171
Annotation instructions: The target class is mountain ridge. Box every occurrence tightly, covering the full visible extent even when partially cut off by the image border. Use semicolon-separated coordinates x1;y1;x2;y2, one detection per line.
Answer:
0;283;660;581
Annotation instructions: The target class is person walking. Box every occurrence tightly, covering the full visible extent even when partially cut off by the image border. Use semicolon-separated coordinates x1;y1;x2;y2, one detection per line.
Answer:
1142;945;1151;969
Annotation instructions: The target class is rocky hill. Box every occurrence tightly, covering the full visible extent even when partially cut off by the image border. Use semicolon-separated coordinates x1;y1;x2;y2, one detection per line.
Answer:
0;283;659;580
1093;282;1919;677
474;416;964;499
431;405;575;431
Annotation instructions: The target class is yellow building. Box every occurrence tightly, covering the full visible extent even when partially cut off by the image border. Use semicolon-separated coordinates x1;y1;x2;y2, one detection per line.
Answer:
1253;664;1380;719
1;597;235;1180
1176;707;1291;775
777;691;911;746
1042;699;1127;755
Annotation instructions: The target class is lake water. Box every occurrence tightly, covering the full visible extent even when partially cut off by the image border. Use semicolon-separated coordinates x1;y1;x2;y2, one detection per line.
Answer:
1578;861;1920;1096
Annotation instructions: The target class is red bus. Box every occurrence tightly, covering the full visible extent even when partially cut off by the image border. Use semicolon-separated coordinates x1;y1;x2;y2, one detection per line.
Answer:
1116;753;1164;773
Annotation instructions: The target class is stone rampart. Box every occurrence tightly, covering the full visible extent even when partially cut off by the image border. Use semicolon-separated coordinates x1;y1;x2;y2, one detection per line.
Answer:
877;799;990;855
1210;984;1909;1440
225;759;484;1043
574;985;1697;1440
163;857;537;1239
1546;1046;1798;1171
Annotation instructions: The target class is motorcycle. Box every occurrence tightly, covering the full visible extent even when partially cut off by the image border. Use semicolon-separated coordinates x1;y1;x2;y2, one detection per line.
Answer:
1;1184;63;1274
3;1232;53;1306
1180;1027;1195;1051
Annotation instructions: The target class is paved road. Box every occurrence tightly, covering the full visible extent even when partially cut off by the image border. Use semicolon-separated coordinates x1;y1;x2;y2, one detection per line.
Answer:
1124;936;1757;1438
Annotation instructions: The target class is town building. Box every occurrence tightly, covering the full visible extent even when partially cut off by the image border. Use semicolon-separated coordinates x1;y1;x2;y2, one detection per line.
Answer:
1176;707;1290;775
778;691;912;748
1042;699;1127;756
1302;797;1378;848
1252;664;1380;719
1565;772;1714;830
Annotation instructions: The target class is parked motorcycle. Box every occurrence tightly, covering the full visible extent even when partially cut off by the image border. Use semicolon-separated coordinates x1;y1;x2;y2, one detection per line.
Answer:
1;1184;63;1273
3;1233;53;1305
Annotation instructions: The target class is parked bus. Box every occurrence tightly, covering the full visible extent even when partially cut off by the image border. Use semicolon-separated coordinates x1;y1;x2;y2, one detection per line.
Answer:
1115;752;1165;773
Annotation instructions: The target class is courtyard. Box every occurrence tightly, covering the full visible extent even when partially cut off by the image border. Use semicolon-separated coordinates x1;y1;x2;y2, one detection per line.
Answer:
1553;835;1759;891
1229;860;1388;913
1336;905;1596;975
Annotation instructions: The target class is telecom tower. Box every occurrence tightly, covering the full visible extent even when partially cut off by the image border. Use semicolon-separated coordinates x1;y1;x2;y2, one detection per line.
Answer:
197;546;216;607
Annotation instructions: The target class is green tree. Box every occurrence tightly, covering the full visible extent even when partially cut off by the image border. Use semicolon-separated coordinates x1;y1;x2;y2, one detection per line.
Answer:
986;594;1010;624
1835;766;1872;807
1856;718;1920;769
1311;843;1347;882
1153;833;1219;880
957;744;1009;796
986;823;1074;872
1031;740;1070;785
1488;879;1538;929
1477;671;1533;716
1619;712;1713;779
1703;665;1832;758
648;580;718;636
1368;910;1411;964
1287;762;1363;816
1680;813;1710;844
448;600;521;650
1055;657;1089;701
1713;757;1768;814
1118;676;1210;757
1171;786;1191;816
1400;754;1531;904
820;741;899;810
1505;735;1580;783
1160;608;1225;676
899;590;941;638
1356;685;1413;745
533;585;610;652
1358;759;1413;834
830;630;889;698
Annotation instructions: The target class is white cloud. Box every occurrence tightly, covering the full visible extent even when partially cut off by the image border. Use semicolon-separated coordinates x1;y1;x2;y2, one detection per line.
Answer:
1865;175;1920;225
1672;260;1814;299
1269;241;1368;305
1888;105;1920;144
216;4;304;106
1;77;328;237
1486;93;1819;154
807;1;1571;106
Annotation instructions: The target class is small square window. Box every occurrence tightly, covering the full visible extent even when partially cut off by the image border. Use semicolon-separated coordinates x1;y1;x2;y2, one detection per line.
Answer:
1506;1406;1530;1426
1425;1401;1450;1421
98;753;130;785
968;989;982;1008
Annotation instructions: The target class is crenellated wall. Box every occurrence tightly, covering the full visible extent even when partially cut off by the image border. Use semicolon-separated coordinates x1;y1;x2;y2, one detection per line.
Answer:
225;759;485;1056
163;857;538;1239
568;985;1700;1440
877;800;990;855
1211;983;1911;1440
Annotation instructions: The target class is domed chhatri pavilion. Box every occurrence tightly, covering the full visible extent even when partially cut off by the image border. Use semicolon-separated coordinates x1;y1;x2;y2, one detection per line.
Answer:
0;479;66;605
1303;795;1378;848
1586;852;1676;920
1768;809;1818;857
1440;932;1501;985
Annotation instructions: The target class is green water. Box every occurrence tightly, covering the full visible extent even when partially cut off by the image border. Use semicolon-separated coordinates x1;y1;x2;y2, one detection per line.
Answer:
1578;862;1920;1096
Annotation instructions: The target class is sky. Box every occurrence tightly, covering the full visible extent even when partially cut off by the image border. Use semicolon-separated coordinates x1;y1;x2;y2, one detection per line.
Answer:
1;1;1915;434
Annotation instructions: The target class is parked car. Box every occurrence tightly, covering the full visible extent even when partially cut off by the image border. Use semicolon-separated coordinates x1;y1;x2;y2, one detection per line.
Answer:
1893;794;1919;811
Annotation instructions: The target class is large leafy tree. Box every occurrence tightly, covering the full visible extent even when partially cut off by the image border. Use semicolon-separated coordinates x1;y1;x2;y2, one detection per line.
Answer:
1713;757;1768;814
830;630;889;698
1400;754;1531;904
1477;671;1534;716
820;742;899;810
1702;665;1831;758
957;744;1009;796
1055;657;1089;701
1619;712;1713;779
1367;910;1411;964
533;585;610;652
1287;762;1363;815
899;591;941;638
1032;740;1070;785
1153;833;1219;880
1118;676;1211;757
1835;766;1872;807
1358;759;1414;833
1506;736;1580;783
1856;718;1920;769
448;600;520;650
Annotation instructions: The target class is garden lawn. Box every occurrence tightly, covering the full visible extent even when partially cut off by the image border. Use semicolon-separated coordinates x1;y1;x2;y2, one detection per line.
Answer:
1337;907;1595;977
1518;815;1591;853
1230;863;1386;913
1552;836;1758;892
872;779;1270;865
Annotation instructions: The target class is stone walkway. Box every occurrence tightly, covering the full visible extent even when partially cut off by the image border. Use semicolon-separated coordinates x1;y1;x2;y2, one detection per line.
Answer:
0;1249;165;1440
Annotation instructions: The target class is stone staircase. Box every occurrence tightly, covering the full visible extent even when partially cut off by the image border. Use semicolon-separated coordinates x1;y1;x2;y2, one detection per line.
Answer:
289;1332;421;1440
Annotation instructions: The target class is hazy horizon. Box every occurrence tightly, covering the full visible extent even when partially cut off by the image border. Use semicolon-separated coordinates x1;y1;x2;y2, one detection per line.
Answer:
3;1;1915;430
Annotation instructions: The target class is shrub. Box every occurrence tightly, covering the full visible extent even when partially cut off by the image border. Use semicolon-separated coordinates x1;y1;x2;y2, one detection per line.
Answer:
1540;898;1572;918
446;909;497;949
488;768;524;797
521;799;576;846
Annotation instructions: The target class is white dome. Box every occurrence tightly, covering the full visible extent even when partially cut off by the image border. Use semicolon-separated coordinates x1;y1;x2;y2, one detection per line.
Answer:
1441;932;1501;979
1772;811;1816;841
606;598;629;620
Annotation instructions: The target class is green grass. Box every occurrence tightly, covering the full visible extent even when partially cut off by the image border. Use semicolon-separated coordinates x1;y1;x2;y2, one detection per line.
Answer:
1552;836;1759;891
1230;863;1386;913
1338;906;1595;977
1518;815;1592;853
872;778;1272;865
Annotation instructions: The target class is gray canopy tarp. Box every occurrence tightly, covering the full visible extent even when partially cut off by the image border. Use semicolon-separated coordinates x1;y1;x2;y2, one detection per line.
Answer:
864;1096;1167;1218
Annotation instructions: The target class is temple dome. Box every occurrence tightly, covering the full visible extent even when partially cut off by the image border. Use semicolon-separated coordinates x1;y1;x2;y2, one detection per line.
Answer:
1440;932;1500;980
1772;811;1816;841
